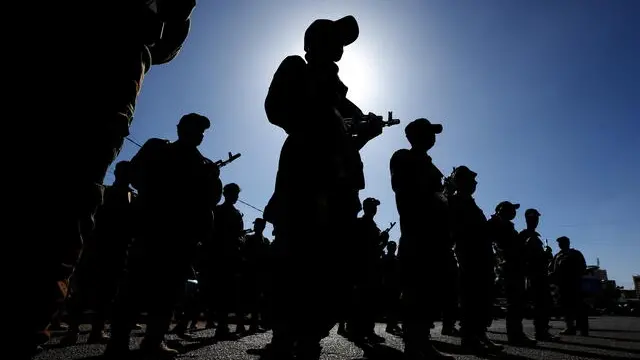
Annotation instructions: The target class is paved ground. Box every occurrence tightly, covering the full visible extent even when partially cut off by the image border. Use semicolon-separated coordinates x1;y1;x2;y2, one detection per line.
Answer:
36;317;640;360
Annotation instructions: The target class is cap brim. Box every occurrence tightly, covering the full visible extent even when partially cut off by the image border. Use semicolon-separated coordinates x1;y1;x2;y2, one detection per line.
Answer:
432;124;443;134
513;203;521;209
335;15;359;46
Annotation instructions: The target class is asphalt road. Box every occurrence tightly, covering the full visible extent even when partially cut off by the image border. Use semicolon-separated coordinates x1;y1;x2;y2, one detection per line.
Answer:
36;317;640;360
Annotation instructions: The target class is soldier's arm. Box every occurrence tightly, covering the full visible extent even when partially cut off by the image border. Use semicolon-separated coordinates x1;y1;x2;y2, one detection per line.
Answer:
149;0;196;65
265;56;307;133
390;150;415;193
129;138;167;191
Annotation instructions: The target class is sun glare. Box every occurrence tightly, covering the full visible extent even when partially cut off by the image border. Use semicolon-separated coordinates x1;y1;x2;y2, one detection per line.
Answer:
338;47;377;106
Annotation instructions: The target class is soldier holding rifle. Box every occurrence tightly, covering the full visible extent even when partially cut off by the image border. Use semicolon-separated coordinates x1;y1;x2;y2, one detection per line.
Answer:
104;113;222;358
263;15;397;359
390;118;454;360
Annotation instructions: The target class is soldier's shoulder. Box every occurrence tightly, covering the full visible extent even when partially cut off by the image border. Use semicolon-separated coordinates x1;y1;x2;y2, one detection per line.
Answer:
390;149;411;164
143;138;171;149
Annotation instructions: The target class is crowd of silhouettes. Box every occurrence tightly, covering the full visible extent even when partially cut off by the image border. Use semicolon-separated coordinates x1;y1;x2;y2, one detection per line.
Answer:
24;3;591;360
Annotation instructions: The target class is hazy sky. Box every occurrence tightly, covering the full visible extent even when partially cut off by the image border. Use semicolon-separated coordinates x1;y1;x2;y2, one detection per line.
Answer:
108;1;639;289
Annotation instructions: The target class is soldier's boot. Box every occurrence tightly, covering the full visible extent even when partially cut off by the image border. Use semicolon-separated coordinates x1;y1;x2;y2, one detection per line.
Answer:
59;329;79;346
460;335;490;355
559;327;576;335
441;325;460;337
534;330;559;342
386;324;403;336
139;340;179;358
478;332;504;352
507;332;537;346
295;340;322;360
404;342;454;360
87;330;110;344
337;322;347;336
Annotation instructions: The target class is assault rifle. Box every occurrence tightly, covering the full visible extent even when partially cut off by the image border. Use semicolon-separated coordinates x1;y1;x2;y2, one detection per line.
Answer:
344;111;401;135
382;221;396;235
215;152;241;168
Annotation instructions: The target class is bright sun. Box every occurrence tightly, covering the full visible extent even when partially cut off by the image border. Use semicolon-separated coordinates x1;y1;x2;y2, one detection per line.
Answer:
338;48;376;106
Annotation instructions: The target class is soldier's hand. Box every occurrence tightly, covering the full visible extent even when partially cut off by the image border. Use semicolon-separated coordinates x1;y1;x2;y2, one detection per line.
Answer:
365;112;384;137
380;231;390;241
209;162;221;179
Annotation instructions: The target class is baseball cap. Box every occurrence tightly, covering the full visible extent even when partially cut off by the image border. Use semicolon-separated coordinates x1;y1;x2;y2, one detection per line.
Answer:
304;15;359;52
556;236;570;243
178;113;210;130
495;201;520;212
405;118;443;137
363;197;381;207
525;208;541;217
452;166;477;181
254;218;266;225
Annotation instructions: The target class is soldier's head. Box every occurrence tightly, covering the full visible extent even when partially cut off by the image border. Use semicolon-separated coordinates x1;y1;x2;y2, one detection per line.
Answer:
177;113;210;147
387;240;397;255
304;15;359;63
451;166;477;196
223;183;241;204
525;208;541;229
405;118;442;152
557;236;570;251
113;160;132;185
362;197;380;217
253;218;266;233
495;201;519;221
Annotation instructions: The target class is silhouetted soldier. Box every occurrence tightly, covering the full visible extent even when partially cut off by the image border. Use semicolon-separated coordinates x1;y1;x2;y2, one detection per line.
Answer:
551;236;589;336
23;2;198;356
448;166;503;354
381;241;402;336
104;113;222;358
242;218;271;333
488;201;537;345
263;15;385;359
390;118;454;360
521;209;557;341
348;197;388;343
61;161;136;345
209;183;245;337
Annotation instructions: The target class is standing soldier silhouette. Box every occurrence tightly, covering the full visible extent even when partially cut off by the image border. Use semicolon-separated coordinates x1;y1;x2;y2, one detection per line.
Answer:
23;1;198;356
448;166;503;354
104;113;222;358
263;15;385;359
390;118;454;360
521;208;557;341
242;218;271;333
488;201;537;345
210;183;246;338
551;236;589;336
348;197;389;343
381;241;402;336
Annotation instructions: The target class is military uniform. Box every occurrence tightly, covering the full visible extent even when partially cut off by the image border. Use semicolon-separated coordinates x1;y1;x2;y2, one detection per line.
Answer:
450;194;494;338
552;238;588;335
348;201;387;341
22;2;196;355
106;114;221;355
242;229;271;331
390;143;451;351
521;224;554;339
263;15;382;358
487;203;533;343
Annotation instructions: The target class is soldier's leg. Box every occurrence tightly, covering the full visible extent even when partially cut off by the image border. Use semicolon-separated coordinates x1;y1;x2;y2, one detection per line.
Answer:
531;276;551;337
441;257;460;335
559;285;577;333
106;253;152;354
142;269;186;350
504;273;526;337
